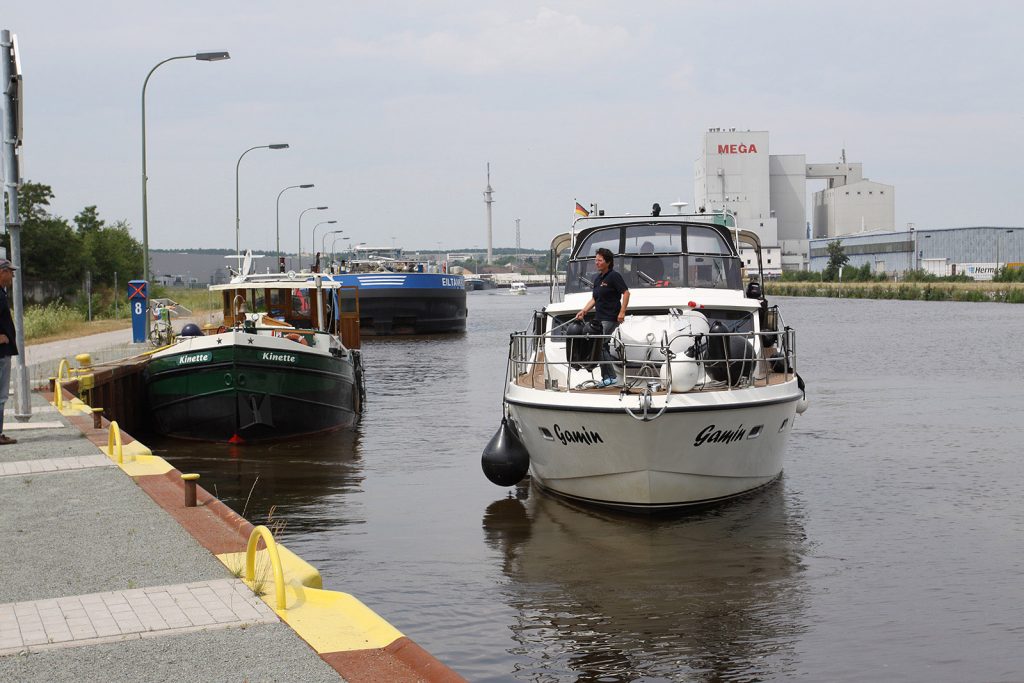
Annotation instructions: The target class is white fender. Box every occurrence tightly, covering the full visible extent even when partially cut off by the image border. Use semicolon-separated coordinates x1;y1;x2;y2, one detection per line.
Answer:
663;310;709;393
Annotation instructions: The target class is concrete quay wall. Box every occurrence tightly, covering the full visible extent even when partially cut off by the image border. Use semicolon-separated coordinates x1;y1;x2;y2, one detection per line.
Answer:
0;387;464;682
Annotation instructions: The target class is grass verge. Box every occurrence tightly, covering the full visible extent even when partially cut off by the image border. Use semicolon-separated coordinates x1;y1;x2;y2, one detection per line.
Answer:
765;281;1024;303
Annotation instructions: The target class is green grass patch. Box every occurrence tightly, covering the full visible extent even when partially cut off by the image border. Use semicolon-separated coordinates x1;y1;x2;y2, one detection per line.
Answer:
764;281;1024;303
23;301;86;340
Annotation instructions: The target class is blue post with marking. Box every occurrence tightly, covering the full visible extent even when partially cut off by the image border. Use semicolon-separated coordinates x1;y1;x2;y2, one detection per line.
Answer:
128;280;148;343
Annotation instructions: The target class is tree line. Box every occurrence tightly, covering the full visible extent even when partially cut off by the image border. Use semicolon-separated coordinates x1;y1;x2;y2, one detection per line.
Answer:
2;181;143;292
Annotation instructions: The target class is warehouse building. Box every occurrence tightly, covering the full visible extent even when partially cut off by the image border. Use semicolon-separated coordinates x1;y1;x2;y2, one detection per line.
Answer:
807;226;1022;280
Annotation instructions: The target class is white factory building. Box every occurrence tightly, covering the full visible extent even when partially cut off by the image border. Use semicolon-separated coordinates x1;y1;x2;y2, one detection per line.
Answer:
693;128;895;272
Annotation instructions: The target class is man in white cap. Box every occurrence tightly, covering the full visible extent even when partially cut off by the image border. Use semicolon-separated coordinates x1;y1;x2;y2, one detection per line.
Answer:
0;258;18;444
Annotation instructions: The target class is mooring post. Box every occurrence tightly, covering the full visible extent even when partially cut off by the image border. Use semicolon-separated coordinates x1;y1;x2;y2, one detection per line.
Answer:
182;473;200;507
92;407;103;429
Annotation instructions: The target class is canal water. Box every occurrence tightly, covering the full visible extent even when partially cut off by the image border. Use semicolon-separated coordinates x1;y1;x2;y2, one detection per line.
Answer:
153;292;1024;682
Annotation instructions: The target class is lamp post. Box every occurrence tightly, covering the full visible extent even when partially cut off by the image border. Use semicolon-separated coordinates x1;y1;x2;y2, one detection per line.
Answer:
322;229;344;256
141;51;230;286
322;229;343;272
276;184;314;267
297;206;328;270
331;236;351;265
235;143;289;263
312;220;337;268
997;229;1014;272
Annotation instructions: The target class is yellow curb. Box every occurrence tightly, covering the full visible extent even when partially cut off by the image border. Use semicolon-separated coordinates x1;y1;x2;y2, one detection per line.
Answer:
53;397;95;416
98;434;174;476
117;454;175;477
217;546;404;653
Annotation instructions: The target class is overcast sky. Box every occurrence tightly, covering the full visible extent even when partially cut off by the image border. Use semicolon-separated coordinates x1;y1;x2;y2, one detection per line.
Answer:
2;2;1020;252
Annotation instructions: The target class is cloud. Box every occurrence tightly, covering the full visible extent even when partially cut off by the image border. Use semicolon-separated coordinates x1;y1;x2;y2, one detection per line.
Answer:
332;8;631;75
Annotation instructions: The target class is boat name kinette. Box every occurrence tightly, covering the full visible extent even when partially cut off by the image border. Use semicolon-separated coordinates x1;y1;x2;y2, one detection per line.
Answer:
693;424;747;447
553;424;604;446
177;352;212;365
261;352;297;363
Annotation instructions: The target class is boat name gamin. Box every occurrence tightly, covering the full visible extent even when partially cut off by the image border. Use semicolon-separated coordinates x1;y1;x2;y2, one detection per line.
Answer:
693;424;746;448
262;352;297;363
553;424;604;446
177;352;212;365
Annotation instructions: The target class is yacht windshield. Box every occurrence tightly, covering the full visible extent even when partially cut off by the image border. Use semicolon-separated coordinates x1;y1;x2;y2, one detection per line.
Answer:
564;223;741;294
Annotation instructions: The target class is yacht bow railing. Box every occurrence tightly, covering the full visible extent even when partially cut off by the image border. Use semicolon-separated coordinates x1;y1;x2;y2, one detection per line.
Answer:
507;326;797;395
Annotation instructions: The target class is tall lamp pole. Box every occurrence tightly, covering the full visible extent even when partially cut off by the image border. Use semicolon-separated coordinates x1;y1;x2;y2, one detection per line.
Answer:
142;51;230;286
297;206;328;270
312;220;337;268
331;236;351;265
235;143;289;261
322;229;344;257
276;184;314;267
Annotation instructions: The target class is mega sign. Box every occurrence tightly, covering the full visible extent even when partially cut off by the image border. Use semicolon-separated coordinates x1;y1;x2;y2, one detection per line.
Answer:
718;143;759;154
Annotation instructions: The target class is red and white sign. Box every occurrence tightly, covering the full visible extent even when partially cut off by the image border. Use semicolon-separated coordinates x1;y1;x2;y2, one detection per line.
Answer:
717;143;758;154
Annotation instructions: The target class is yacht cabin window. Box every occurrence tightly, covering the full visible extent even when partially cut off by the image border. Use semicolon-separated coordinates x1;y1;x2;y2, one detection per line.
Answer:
565;223;741;294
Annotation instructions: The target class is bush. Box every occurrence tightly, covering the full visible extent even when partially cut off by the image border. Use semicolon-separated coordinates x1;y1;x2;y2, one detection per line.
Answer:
23;301;85;340
994;266;1024;283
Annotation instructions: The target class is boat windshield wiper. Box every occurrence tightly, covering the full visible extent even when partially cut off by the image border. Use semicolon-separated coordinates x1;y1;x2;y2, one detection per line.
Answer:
637;270;656;285
578;275;593;288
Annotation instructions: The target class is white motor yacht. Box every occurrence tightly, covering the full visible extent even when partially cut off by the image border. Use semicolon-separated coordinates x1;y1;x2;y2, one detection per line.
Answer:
482;208;807;511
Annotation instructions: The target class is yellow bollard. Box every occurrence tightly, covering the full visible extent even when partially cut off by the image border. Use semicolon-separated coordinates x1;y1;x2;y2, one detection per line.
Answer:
245;526;287;610
107;421;124;464
92;407;104;429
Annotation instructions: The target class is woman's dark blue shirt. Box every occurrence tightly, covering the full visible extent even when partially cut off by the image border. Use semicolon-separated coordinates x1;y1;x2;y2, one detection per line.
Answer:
592;268;628;322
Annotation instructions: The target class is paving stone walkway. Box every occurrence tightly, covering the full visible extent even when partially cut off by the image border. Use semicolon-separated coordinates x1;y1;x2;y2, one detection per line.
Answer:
0;579;278;656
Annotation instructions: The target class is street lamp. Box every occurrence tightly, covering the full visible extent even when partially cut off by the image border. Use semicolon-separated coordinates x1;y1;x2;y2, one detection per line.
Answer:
331;235;351;264
322;229;344;256
321;229;344;272
997;229;1015;271
297;206;328;270
235;143;289;263
141;51;230;286
312;220;337;268
276;184;314;267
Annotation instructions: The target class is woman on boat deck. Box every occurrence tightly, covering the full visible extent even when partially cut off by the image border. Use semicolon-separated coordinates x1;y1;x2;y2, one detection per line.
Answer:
575;247;630;387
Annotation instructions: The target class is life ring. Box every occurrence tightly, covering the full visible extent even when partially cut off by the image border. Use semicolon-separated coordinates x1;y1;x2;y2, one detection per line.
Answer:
216;325;228;334
285;333;309;346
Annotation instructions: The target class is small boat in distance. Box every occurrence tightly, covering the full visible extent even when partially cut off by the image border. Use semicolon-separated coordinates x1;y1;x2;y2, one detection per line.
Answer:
327;246;466;335
145;265;364;443
482;207;808;511
509;282;528;295
464;274;496;291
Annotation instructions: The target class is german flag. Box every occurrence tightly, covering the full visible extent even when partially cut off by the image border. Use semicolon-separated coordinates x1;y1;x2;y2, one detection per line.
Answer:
574;202;589;218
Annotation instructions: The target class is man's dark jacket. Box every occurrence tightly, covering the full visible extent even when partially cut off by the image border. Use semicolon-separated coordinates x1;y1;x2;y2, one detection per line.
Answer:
0;288;18;356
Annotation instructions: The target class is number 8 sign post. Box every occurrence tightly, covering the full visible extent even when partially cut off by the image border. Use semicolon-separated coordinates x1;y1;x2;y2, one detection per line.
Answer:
128;280;148;343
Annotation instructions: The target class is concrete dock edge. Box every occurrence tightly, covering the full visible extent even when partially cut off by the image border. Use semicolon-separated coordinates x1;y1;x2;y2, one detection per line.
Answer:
48;385;466;683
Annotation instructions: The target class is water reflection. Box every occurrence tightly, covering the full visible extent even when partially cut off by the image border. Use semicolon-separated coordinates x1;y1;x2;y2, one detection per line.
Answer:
483;480;809;681
151;428;363;537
